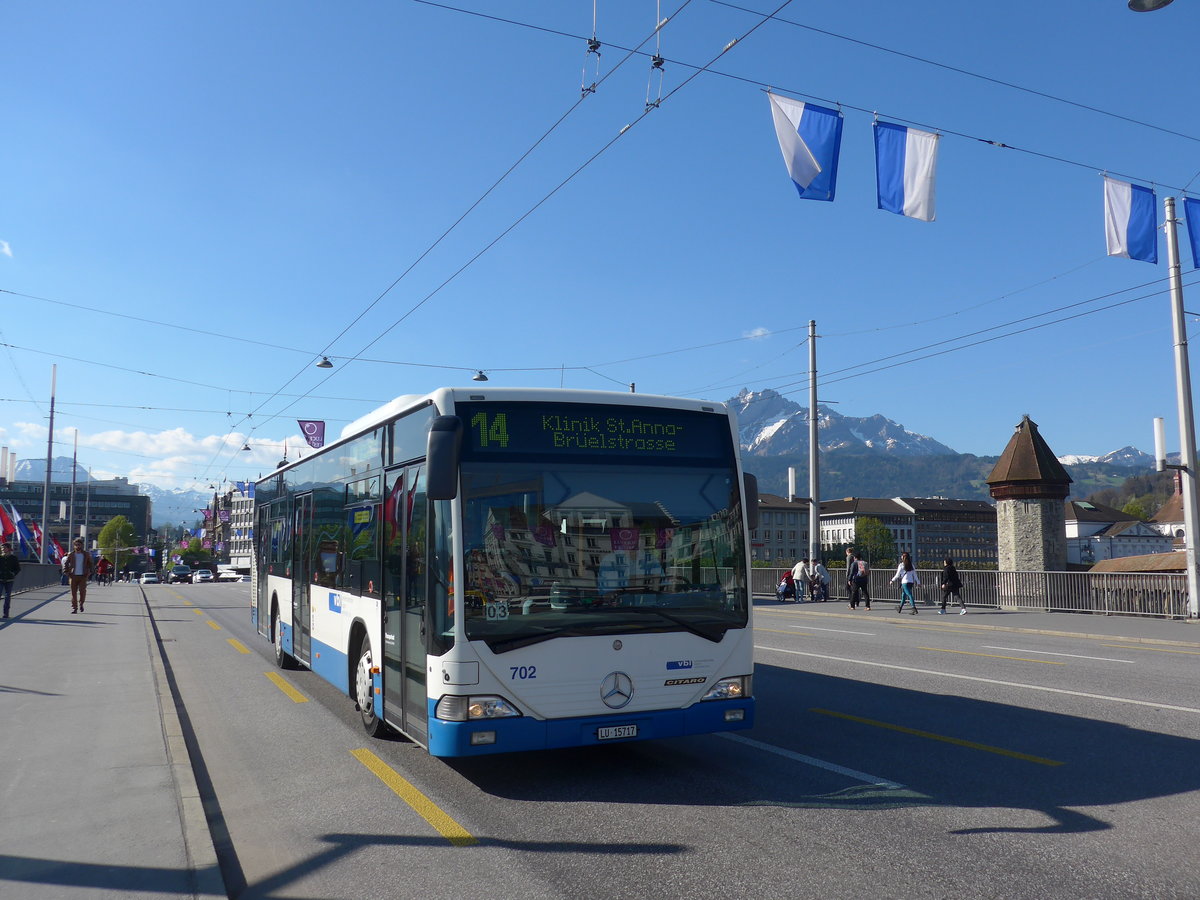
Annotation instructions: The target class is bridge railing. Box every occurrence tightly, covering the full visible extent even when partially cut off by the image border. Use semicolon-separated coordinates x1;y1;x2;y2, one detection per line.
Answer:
752;567;1190;619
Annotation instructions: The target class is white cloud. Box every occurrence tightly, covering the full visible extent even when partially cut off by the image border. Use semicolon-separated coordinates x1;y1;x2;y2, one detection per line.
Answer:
743;327;771;340
0;240;11;258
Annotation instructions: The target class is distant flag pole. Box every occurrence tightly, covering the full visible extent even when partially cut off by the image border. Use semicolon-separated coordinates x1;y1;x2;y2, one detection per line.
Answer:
874;121;940;222
766;92;842;202
768;92;821;195
1104;176;1158;263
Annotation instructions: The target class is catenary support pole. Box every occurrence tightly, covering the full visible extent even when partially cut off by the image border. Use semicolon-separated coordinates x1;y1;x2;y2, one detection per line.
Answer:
39;365;56;564
808;320;820;566
1164;197;1199;618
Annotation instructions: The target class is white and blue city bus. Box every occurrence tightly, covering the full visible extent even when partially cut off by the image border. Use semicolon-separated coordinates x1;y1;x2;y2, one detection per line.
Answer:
252;387;758;757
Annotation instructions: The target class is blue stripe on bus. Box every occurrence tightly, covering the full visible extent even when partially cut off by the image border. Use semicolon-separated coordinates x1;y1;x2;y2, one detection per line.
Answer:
308;635;350;694
425;698;754;757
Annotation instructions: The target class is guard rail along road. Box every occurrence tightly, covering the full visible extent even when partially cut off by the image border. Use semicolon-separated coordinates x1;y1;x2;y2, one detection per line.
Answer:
754;567;1191;619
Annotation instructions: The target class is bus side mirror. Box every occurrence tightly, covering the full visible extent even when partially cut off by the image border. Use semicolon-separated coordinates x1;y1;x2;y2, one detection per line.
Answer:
743;473;759;531
427;415;463;500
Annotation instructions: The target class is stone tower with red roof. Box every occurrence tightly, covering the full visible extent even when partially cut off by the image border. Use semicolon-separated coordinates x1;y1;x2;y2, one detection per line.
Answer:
986;416;1072;571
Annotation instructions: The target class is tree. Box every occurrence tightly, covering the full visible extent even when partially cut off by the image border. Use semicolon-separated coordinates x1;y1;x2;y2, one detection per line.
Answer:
855;517;897;569
1121;497;1150;521
97;516;138;571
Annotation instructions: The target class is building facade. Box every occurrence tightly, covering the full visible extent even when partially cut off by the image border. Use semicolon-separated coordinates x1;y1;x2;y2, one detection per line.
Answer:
818;497;997;567
1066;500;1173;567
751;493;810;564
0;476;152;551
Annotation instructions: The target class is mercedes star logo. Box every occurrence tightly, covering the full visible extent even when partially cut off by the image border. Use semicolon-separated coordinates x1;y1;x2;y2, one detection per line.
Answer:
601;671;634;709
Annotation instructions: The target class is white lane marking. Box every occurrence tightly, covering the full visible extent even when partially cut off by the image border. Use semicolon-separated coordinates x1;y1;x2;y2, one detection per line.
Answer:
718;732;907;789
755;644;1200;714
983;646;1135;664
790;625;876;636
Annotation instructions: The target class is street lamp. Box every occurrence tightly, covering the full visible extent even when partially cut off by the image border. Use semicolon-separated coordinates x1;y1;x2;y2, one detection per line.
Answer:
1128;0;1175;10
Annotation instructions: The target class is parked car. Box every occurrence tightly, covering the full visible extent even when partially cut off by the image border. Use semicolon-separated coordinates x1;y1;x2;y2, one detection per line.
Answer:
192;569;214;583
168;565;192;584
140;572;159;584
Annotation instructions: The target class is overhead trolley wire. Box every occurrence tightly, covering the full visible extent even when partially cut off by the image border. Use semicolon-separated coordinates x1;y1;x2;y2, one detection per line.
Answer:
206;1;700;487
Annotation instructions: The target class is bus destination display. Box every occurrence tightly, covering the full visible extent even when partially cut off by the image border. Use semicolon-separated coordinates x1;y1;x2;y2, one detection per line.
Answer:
455;402;731;461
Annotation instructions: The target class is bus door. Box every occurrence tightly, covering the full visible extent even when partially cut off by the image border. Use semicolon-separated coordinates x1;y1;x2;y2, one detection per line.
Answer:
382;465;429;745
292;492;313;665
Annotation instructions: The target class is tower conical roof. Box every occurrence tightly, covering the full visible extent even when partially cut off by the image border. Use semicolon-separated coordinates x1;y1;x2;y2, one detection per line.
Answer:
987;416;1072;499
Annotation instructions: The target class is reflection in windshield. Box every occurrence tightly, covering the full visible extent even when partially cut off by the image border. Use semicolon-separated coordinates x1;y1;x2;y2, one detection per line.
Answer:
460;462;747;651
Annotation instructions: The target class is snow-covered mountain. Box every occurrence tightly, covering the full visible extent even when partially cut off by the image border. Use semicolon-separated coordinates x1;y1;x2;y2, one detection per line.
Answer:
729;389;958;457
137;484;213;528
13;456;91;482
1057;446;1156;468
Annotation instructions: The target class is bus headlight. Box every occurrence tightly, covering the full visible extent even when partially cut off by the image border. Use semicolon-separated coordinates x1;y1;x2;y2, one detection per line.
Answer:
701;676;750;701
436;695;522;721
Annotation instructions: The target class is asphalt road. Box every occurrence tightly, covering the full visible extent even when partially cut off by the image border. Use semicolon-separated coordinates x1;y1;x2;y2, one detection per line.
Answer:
151;585;1200;900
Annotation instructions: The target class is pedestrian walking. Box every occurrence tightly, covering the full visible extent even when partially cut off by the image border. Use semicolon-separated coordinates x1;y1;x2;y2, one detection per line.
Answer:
891;551;921;615
62;538;94;613
939;556;966;615
812;558;830;602
848;553;871;610
791;557;813;603
844;547;855;599
0;542;19;619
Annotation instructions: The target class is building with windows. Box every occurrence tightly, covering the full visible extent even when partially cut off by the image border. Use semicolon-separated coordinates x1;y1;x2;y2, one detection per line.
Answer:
1066;500;1173;567
0;476;152;552
750;493;810;564
818;496;998;567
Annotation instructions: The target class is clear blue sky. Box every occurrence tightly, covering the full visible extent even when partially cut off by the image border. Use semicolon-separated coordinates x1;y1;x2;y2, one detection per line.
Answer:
2;0;1198;491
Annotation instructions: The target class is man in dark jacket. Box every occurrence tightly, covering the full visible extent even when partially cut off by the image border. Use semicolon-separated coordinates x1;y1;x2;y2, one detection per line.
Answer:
0;542;20;618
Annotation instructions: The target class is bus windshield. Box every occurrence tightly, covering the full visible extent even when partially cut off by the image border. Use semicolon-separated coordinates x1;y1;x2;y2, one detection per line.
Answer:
460;461;747;652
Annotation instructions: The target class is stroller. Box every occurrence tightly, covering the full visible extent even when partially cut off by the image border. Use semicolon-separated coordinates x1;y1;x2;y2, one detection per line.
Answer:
776;572;797;602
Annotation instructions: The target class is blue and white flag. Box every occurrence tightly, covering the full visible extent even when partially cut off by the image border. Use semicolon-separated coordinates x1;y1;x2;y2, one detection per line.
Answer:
766;93;842;202
1103;176;1157;264
1184;197;1200;269
874;121;940;222
768;92;821;195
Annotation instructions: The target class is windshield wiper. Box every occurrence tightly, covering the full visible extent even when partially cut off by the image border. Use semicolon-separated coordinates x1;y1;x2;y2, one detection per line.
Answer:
484;626;596;654
617;607;727;643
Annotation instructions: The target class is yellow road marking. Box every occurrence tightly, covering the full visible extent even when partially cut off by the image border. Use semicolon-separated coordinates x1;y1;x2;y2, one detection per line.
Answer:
893;624;985;635
205;619;221;630
812;708;1063;766
264;671;308;703
919;647;1064;665
351;748;477;846
194;608;204;615
181;599;193;606
754;627;815;637
227;639;250;654
1103;644;1200;656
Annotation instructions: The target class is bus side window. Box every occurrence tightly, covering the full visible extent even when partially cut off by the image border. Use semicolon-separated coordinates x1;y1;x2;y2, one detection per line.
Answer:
346;502;381;597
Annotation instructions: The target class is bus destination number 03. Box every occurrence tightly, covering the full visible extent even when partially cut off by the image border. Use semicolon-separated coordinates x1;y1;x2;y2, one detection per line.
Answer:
471;412;510;448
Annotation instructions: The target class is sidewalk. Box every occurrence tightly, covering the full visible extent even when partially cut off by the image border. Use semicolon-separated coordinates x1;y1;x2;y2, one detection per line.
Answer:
0;581;225;899
755;595;1200;646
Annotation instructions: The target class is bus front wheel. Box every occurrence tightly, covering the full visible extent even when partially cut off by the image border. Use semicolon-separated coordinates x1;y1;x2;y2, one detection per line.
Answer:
355;638;387;737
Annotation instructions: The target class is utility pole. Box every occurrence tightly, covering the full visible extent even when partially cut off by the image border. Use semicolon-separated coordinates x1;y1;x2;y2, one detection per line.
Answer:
807;321;821;565
39;365;56;564
1163;197;1199;617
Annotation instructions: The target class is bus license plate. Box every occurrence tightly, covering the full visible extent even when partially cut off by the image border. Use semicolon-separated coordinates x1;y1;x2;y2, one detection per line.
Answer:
598;724;638;741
